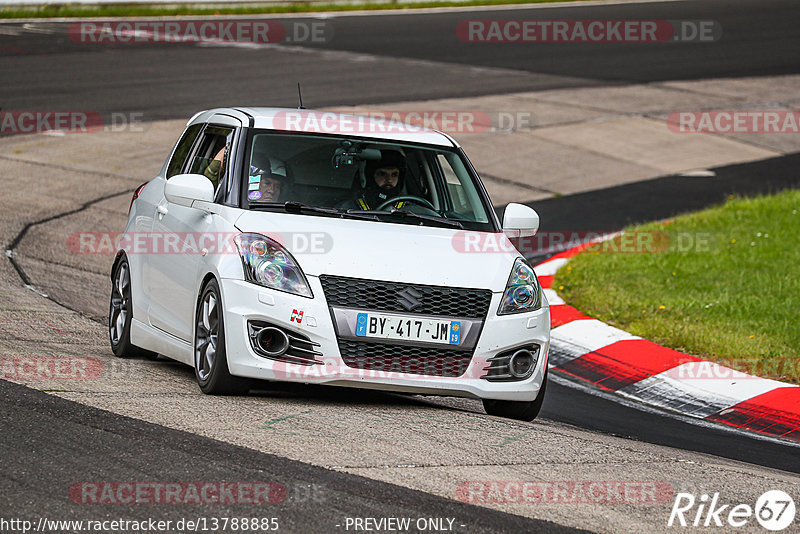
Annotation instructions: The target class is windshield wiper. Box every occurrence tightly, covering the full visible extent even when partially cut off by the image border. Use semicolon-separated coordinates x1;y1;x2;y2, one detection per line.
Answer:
251;201;381;221
249;202;463;227
348;209;465;229
249;201;339;215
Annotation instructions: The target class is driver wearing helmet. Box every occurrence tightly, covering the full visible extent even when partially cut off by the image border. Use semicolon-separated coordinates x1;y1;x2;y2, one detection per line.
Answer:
352;150;408;210
248;152;292;203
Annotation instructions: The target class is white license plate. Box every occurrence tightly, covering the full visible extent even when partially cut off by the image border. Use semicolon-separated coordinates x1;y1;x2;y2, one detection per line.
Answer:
355;312;461;345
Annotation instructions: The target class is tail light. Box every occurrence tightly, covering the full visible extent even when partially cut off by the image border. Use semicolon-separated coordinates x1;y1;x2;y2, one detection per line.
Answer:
129;181;149;215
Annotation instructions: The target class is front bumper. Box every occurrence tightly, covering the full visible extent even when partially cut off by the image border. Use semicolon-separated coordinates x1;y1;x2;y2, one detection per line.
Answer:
221;276;550;401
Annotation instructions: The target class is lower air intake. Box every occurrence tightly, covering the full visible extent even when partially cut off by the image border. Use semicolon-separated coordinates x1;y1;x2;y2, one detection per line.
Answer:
338;340;472;377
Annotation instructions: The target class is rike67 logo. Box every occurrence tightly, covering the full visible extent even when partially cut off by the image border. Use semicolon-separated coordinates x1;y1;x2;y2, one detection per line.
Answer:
668;490;796;531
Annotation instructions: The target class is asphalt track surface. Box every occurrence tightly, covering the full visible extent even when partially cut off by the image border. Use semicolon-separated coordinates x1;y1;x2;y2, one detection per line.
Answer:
0;0;798;121
3;0;800;529
1;379;581;532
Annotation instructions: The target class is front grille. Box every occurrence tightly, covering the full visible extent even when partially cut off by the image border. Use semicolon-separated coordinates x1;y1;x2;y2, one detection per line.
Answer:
320;275;491;318
338;339;472;377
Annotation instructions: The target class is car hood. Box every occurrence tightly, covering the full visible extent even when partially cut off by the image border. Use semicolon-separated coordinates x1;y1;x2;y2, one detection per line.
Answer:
234;211;519;292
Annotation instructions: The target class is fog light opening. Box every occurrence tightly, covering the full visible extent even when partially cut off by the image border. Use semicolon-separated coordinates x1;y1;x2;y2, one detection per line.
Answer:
256;327;290;357
509;349;536;378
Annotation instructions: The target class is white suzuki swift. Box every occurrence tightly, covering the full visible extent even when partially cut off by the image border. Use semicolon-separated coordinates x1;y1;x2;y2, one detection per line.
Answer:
110;108;550;420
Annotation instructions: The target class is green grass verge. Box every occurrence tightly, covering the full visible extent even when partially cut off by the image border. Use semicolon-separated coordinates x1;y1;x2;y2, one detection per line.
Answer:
0;0;568;20
554;189;800;384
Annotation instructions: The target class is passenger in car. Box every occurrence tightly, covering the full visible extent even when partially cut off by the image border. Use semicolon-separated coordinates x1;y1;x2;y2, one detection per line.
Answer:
203;147;226;188
248;153;292;202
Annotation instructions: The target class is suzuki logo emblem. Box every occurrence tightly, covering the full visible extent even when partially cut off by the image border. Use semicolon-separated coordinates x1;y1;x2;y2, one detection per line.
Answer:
397;287;422;311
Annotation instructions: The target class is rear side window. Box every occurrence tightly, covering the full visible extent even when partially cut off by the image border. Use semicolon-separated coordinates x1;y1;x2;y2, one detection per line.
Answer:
188;126;235;194
166;124;203;178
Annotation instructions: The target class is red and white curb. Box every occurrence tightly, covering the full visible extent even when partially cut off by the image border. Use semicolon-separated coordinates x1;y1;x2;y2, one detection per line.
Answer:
535;241;800;444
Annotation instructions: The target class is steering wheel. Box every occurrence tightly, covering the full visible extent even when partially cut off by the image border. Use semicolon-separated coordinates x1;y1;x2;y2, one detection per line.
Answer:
376;195;436;211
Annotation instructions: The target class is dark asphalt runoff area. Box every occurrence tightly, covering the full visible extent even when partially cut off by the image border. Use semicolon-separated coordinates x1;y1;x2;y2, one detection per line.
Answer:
0;380;580;533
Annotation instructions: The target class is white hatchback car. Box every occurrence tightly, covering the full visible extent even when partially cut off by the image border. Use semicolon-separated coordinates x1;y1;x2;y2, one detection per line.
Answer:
110;108;550;420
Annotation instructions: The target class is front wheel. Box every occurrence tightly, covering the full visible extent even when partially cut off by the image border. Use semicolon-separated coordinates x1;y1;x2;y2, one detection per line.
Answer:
109;256;158;359
194;279;249;395
482;369;548;421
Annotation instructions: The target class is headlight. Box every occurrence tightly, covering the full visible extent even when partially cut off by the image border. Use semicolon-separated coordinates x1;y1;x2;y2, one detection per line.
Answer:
234;233;313;298
498;258;541;315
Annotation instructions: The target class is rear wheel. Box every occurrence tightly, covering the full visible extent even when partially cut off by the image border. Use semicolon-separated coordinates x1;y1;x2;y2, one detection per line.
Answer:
483;369;548;421
109;257;158;359
194;279;249;395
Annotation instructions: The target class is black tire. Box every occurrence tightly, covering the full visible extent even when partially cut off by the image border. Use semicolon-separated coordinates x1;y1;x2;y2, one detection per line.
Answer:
482;369;548;421
194;279;249;395
109;256;158;359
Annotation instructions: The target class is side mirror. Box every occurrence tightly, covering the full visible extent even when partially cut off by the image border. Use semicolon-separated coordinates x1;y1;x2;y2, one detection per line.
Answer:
502;203;540;238
164;174;214;208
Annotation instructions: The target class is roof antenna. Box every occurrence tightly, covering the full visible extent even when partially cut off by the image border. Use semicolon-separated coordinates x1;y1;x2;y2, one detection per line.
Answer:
297;83;306;110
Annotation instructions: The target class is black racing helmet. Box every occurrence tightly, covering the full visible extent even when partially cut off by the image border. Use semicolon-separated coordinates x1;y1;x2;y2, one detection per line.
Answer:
364;150;406;188
362;150;406;208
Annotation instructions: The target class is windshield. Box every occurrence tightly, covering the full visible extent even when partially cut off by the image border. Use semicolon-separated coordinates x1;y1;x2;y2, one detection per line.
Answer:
241;131;496;231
